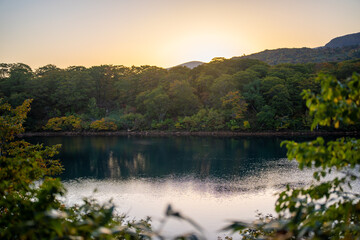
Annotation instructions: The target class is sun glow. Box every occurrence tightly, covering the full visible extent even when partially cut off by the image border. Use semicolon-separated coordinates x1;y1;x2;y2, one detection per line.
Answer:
161;31;251;66
1;0;359;68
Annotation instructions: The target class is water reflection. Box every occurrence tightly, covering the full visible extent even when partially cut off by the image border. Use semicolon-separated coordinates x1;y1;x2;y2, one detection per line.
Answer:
28;136;295;181
25;135;330;239
59;160;314;239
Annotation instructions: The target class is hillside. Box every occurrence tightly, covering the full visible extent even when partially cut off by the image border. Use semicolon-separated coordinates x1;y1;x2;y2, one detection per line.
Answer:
169;61;204;69
233;32;360;65
325;32;360;48
235;45;360;65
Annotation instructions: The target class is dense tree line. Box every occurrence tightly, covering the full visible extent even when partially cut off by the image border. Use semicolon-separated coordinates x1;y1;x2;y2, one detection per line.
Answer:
0;58;359;132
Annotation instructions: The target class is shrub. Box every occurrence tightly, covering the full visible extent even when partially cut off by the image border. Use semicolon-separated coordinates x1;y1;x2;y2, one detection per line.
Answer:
151;118;175;130
118;113;147;130
175;109;225;131
89;118;117;131
226;119;240;131
43;115;82;131
243;120;251;129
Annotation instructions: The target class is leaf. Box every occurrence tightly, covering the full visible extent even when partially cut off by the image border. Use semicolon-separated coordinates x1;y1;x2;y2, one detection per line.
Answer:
221;221;251;232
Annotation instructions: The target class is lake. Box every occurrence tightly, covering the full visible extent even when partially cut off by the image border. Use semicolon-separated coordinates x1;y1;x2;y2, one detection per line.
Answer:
27;135;327;239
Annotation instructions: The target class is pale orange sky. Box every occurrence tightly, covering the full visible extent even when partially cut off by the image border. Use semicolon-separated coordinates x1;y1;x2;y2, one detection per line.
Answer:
0;0;359;69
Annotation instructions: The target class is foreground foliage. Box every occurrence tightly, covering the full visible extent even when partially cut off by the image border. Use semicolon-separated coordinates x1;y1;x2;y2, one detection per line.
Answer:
0;99;153;239
224;74;360;239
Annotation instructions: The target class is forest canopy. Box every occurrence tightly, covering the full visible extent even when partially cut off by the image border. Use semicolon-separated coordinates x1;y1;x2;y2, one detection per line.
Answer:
0;58;359;132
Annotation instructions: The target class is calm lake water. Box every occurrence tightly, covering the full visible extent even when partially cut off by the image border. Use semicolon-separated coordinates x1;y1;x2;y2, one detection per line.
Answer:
27;135;331;239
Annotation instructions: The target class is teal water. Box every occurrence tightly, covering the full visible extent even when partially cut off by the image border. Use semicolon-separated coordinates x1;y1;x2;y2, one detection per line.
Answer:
27;136;322;239
29;136;295;180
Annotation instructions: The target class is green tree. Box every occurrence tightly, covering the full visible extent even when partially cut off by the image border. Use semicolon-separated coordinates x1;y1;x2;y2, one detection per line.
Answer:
221;91;248;120
268;66;295;80
54;66;94;114
286;72;318;114
135;86;170;121
266;84;293;117
260;76;285;93
233;70;258;91
88;65;121;112
209;74;237;108
115;70;138;107
175;108;225;131
256;105;276;129
168;80;200;116
0;63;33;106
243;79;265;113
190;74;215;107
86;97;103;120
246;63;269;78
166;66;191;85
30;65;65;121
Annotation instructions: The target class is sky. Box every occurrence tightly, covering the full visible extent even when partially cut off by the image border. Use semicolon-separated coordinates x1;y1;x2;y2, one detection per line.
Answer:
0;0;359;69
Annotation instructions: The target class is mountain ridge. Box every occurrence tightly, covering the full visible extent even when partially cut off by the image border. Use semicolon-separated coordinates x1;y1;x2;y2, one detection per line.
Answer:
325;32;360;48
234;32;360;65
172;32;360;67
168;61;204;69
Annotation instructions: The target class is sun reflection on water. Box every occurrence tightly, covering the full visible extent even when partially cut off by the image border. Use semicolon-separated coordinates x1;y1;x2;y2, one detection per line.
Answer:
63;158;313;239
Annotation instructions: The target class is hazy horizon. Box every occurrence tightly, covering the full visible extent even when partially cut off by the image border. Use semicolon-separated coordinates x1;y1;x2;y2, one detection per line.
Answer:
1;0;359;69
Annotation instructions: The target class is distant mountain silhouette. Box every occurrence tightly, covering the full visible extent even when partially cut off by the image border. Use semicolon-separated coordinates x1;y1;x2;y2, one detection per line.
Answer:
234;45;360;65
169;61;204;69
170;33;360;67
232;32;360;65
325;32;360;48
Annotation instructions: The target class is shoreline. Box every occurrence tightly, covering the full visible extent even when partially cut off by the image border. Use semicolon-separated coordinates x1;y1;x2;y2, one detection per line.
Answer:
18;130;359;137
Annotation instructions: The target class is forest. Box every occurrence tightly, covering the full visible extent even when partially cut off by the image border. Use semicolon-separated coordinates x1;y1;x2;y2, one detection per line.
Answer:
0;58;360;132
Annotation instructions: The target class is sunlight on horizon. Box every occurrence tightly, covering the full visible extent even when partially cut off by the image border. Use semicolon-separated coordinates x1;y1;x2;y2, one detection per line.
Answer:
0;0;359;69
160;31;252;67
